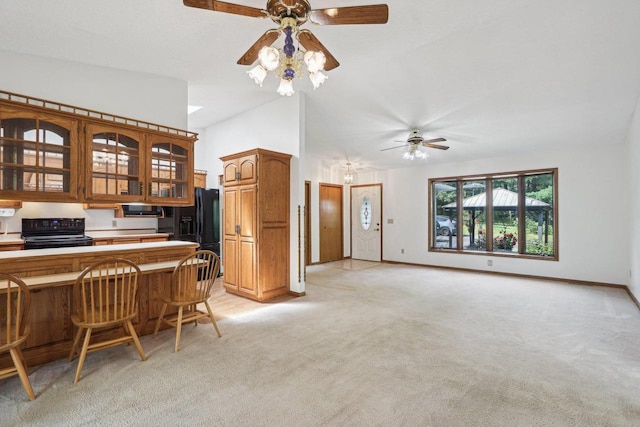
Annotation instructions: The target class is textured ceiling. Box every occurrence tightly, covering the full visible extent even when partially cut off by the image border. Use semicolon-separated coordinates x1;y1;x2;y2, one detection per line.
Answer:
2;0;640;171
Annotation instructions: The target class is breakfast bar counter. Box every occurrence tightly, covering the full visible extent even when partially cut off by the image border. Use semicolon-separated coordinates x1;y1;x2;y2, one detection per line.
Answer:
0;241;198;368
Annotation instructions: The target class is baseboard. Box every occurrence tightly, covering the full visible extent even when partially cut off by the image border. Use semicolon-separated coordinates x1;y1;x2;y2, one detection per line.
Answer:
626;287;640;311
289;290;306;297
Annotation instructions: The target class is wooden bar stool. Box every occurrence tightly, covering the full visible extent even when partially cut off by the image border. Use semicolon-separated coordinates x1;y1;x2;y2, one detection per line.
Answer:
153;250;221;352
68;258;147;383
0;273;35;401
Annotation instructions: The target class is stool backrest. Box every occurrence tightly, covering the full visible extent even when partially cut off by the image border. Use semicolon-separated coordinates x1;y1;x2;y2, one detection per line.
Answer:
0;273;31;348
73;258;141;326
170;250;220;303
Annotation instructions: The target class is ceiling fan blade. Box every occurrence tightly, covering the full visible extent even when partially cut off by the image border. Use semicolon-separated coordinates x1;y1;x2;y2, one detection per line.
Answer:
423;143;449;150
298;30;340;71
380;144;408;151
308;4;389;25
422;138;447;144
237;30;281;65
183;0;267;18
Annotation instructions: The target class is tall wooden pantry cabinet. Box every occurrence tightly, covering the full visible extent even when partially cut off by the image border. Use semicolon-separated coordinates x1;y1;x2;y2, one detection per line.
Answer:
220;148;291;301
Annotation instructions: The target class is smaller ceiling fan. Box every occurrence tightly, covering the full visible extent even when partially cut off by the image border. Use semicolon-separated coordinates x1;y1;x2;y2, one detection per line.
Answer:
381;129;448;159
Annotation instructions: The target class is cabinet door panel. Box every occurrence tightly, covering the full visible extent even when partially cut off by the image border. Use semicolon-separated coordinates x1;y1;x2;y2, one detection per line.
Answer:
224;188;237;236
0;106;79;201
239;186;256;238
223;237;238;289
85;124;143;202
238;154;257;184
239;239;256;294
146;136;193;204
223;161;239;186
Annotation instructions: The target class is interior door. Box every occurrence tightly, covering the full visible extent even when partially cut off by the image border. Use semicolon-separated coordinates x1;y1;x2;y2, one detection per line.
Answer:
351;184;382;262
319;183;343;263
305;181;311;266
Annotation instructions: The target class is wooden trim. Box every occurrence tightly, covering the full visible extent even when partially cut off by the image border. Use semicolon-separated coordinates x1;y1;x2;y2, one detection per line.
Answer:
219;147;292;162
429;168;558;261
382;259;627;289
0;90;197;139
288;290;306;297
626;288;640;311
0;200;22;208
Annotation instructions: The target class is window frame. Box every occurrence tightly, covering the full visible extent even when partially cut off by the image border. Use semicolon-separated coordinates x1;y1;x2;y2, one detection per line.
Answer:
428;168;558;261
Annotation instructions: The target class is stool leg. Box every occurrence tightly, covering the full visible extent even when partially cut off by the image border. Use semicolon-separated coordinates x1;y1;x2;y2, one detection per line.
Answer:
153;303;168;337
68;326;84;362
126;320;147;361
74;328;93;384
9;347;35;401
204;301;222;337
175;306;184;353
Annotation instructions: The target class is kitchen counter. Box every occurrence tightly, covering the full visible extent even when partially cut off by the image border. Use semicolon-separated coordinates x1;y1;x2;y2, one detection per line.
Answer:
0;240;198;369
85;230;168;239
0;240;186;258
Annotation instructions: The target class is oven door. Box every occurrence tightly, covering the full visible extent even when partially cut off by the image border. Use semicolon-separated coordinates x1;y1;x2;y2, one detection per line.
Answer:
24;237;94;250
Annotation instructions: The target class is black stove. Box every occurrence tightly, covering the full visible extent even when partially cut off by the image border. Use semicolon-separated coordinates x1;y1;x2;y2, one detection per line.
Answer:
22;218;93;250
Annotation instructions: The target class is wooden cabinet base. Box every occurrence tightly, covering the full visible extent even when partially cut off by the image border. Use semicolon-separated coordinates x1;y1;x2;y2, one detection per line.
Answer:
0;242;196;369
224;283;290;302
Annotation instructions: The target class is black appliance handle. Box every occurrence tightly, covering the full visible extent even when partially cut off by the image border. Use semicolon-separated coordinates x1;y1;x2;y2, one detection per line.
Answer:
195;188;202;244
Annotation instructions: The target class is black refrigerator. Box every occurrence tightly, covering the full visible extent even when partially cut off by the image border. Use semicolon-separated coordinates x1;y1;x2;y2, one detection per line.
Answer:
158;188;221;255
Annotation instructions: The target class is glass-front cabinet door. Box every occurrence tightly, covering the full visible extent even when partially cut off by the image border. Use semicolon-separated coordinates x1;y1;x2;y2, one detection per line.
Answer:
85;124;143;202
0;107;79;201
145;135;193;205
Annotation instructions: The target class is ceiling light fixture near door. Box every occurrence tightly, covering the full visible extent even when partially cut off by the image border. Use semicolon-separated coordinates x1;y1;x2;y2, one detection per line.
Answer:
183;0;389;96
344;162;354;184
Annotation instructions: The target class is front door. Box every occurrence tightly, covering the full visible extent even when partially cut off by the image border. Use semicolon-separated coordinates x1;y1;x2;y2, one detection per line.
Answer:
351;184;382;262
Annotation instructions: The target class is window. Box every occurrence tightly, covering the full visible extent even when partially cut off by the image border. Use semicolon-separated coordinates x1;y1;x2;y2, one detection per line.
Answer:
430;169;557;260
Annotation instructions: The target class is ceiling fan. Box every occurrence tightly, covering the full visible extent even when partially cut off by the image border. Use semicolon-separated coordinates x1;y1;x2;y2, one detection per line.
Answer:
183;1;389;81
381;128;449;159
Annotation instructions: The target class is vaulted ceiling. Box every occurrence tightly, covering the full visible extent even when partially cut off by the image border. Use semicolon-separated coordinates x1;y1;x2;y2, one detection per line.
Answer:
2;0;640;170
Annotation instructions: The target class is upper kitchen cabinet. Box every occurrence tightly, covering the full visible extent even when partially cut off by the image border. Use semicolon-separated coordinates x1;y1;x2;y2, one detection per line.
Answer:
0;104;80;202
85;127;194;205
145;134;193;205
85;124;144;203
0;90;197;205
222;152;257;186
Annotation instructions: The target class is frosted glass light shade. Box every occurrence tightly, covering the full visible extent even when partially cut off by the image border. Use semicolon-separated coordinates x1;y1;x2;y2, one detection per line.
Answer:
277;79;295;96
309;71;328;89
304;50;326;73
247;65;267;86
259;46;280;71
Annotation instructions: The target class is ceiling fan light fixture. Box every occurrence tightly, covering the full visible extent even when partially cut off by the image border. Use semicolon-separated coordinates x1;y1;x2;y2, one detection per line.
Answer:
304;50;326;73
277;78;295;96
247;65;268;86
308;71;328;89
258;46;280;71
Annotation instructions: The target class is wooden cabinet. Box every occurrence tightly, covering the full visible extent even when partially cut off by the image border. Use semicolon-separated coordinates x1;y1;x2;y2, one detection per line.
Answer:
194;169;207;188
0;91;196;205
91;235;168;245
0;103;81;202
222;153;257;186
85;125;194;205
221;149;291;301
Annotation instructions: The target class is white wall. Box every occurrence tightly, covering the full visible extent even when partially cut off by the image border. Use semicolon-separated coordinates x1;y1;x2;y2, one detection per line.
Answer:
0;50;187;128
307;144;629;286
628;96;640;299
197;94;306;293
360;144;629;285
0;50;190;234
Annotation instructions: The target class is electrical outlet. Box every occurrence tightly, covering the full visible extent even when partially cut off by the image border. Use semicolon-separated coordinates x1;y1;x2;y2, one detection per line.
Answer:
401;248;405;254
487;259;493;266
112;220;118;228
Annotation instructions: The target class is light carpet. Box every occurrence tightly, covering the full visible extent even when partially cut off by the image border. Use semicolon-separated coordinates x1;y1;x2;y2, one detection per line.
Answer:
1;262;640;426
